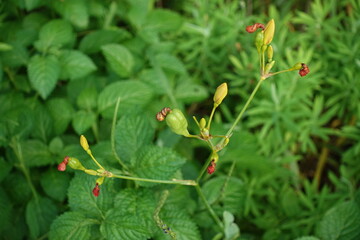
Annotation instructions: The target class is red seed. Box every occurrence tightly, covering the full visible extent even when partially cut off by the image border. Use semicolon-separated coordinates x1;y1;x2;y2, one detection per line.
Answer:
207;160;216;174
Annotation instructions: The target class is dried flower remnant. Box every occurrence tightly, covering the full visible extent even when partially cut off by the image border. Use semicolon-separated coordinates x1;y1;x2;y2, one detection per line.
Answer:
57;156;70;171
246;23;265;33
156;107;171;121
92;183;100;197
299;63;310;77
207;160;216;174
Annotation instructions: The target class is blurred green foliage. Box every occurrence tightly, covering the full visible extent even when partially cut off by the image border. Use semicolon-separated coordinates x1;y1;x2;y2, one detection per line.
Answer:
0;0;359;239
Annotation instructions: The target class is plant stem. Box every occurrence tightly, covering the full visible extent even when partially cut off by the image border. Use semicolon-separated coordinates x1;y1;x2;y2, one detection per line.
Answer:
226;78;264;137
111;173;197;186
207;105;217;130
88;151;105;170
195;184;224;230
111;97;129;170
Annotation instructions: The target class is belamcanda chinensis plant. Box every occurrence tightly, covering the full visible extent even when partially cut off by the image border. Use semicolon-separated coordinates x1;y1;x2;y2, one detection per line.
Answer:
58;19;309;238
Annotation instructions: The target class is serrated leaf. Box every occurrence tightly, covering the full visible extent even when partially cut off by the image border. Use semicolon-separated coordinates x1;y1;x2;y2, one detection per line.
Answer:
49;137;64;155
21;140;53;167
175;81;208;103
97;80;153;119
28;54;60;99
26;197;57;239
144;9;183;32
318;201;360;240
154;205;201;240
40;168;70;202
25;0;42;11
140;68;172;95
115;115;154;163
53;0;89;28
49;212;96;240
79;29;131;54
31;102;53;142
47;98;74;135
114;188;157;233
202;176;245;215
68;173;113;218
35;19;74;51
101;44;134;77
77;87;98;110
72;110;96;135
59;50;97;80
223;211;240;240
131;145;186;187
100;209;151;240
3;173;31;204
153;54;186;74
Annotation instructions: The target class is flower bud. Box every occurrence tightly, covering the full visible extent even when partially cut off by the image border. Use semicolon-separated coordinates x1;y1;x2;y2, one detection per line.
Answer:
291;62;303;70
80;135;90;152
165;109;190;137
199;118;206;130
92;183;100;197
211;152;219;163
213;83;228;107
267;45;273;62
68;157;86;171
263;19;275;45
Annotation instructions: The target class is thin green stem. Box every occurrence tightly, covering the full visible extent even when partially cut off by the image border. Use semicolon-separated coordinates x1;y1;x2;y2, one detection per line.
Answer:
195;184;224;230
111;173;197;186
268;68;294;77
207;105;217;130
87;151;105;170
111;97;129;170
225;78;264;137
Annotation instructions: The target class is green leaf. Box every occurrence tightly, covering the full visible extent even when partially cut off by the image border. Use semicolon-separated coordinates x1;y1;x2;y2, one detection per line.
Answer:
202;176;246;216
101;44;134;77
72;110;96;135
175;80;208;103
131;145;186;187
3;173;31;204
49;212;96;240
40;168;70;202
140;68;172;95
114;188;157;233
28;54;60;99
47;98;74;135
26;197;58;239
53;0;89;29
223;211;240;240
31;102;53;142
0;157;12;183
100;209;151;240
153;54;187;74
144;9;183;33
115;115;154;163
77;87;98;110
294;237;321;240
0;187;12;233
68;173;113;218
79;29;131;54
154;205;201;240
318;201;360;240
59;50;97;80
126;0;151;28
97;80;153;119
21;140;53;167
25;0;43;11
49;137;64;155
35;19;74;51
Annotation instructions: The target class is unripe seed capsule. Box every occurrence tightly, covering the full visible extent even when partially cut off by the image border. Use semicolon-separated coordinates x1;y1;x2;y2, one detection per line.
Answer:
165;109;190;137
68;157;86;171
267;45;273;62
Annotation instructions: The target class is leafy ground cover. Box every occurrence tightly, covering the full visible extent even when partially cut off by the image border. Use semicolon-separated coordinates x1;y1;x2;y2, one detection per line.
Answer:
0;0;359;239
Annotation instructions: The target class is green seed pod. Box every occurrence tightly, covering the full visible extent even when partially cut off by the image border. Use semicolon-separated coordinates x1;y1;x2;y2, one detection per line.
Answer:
255;30;264;53
96;176;105;186
213;83;228;107
264;60;275;74
68;157;86;171
165;109;190;137
267;45;273;62
263;19;275;45
291;62;302;70
199;118;206;130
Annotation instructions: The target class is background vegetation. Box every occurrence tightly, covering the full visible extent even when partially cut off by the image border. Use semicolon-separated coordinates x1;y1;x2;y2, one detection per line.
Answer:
0;0;359;239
